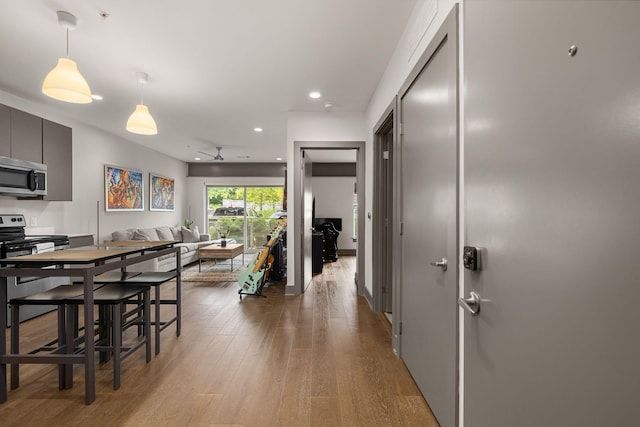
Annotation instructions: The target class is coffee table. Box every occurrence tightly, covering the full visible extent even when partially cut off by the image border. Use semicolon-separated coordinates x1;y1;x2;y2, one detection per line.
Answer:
198;243;245;272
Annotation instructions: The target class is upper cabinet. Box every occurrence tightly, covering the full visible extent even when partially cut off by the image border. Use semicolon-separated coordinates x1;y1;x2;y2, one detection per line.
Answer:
42;120;72;201
10;109;43;163
0;104;73;201
0;105;10;157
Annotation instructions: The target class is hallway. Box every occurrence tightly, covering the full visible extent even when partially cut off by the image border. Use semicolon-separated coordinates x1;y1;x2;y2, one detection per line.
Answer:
1;256;438;426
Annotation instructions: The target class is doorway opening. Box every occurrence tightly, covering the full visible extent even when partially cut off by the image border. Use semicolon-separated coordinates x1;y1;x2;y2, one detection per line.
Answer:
292;141;366;297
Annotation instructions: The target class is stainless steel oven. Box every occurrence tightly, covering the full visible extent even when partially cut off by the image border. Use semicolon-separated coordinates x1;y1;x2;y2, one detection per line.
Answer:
0;214;69;325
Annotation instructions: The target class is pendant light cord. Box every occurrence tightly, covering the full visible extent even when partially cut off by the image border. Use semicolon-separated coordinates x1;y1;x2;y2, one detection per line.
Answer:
66;28;69;57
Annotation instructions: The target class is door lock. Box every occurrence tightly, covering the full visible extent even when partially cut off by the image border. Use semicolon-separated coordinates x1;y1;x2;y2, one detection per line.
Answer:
463;246;481;271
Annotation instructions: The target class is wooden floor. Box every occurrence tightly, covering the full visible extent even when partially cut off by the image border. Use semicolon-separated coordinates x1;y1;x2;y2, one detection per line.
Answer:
1;256;439;426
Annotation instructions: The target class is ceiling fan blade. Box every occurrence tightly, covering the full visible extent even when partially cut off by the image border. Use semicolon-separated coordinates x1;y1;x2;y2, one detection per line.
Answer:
197;150;224;161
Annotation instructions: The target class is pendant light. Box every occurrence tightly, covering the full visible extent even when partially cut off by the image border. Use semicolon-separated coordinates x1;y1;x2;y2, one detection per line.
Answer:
42;11;92;104
126;72;158;135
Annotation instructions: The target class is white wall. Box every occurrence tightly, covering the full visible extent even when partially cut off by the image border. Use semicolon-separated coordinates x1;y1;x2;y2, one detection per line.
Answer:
312;176;356;251
285;112;366;290
0;90;187;243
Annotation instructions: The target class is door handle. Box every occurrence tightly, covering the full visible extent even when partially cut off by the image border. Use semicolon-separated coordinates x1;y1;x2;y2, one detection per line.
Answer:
458;291;481;316
430;258;448;271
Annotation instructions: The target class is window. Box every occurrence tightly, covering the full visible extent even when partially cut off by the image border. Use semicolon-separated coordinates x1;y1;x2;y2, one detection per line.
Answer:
206;186;284;252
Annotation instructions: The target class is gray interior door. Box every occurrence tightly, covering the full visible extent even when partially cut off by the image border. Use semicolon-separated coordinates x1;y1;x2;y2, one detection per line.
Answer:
399;9;458;427
463;2;640;426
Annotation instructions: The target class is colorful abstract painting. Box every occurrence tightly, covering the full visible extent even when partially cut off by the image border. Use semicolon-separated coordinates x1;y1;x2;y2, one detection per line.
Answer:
150;173;175;211
105;165;144;211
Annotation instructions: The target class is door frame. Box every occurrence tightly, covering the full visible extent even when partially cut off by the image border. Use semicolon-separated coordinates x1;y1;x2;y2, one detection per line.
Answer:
292;140;366;295
372;100;394;313
373;98;403;354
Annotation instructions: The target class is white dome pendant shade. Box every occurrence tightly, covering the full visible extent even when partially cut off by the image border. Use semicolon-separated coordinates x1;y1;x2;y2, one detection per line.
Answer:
42;11;92;104
42;57;92;103
126;72;158;135
126;104;158;135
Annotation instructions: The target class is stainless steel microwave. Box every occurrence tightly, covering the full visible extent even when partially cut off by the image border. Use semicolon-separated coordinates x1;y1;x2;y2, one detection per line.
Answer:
0;156;47;197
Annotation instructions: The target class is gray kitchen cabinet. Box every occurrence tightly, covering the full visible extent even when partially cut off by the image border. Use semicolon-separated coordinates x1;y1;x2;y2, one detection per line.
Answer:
0;104;9;157
68;234;94;248
2;103;73;201
42;119;72;201
10;108;43;163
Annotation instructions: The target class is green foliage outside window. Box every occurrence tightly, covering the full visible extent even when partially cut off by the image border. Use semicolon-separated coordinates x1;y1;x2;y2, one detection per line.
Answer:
207;186;284;251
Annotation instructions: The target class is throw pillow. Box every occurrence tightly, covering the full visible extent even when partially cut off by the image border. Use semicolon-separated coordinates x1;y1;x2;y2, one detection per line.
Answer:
156;226;174;241
133;228;159;241
112;229;134;241
181;226;200;243
170;225;182;241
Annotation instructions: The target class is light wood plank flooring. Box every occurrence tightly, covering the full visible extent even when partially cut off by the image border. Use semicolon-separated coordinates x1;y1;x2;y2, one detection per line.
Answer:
1;256;439;426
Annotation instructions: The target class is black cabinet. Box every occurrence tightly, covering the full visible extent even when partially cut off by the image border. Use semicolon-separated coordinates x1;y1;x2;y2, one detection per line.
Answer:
312;231;323;274
42;120;72;201
319;222;340;262
269;238;286;281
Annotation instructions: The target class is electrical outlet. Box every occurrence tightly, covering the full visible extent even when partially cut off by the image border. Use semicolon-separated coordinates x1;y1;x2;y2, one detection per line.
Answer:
30;217;37;226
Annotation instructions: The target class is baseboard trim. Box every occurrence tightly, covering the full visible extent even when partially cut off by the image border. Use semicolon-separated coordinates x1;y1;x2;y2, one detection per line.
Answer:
363;285;373;308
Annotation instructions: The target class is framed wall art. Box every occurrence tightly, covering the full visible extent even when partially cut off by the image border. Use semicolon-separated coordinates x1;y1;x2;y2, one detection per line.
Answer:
150;173;175;211
105;164;144;211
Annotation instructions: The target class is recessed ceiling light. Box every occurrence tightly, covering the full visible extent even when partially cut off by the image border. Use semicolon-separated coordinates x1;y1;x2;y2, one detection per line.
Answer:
276;157;283;161
309;91;322;99
91;94;103;101
194;157;201;161
254;127;263;132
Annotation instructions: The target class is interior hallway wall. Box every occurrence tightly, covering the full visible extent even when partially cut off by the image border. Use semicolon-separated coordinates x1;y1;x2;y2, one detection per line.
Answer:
286;112;366;292
283;1;461;297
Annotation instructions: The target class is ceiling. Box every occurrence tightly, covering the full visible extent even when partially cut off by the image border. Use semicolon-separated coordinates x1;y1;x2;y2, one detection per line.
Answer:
0;1;417;163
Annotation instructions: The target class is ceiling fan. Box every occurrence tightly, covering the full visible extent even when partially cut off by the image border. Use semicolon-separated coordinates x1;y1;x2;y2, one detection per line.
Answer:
197;146;224;161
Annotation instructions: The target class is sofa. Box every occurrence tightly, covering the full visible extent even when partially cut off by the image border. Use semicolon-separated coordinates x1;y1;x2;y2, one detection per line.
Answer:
110;225;228;272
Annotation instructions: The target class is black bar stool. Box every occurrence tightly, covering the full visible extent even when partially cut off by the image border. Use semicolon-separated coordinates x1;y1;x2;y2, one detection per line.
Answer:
10;283;151;392
65;284;151;390
93;271;179;355
10;283;89;390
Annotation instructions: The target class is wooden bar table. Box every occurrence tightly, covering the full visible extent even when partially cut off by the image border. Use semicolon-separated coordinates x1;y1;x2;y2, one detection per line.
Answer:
0;240;180;405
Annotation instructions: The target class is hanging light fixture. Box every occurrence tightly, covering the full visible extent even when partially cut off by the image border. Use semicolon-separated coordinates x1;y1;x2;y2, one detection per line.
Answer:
126;72;158;135
42;11;92;104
